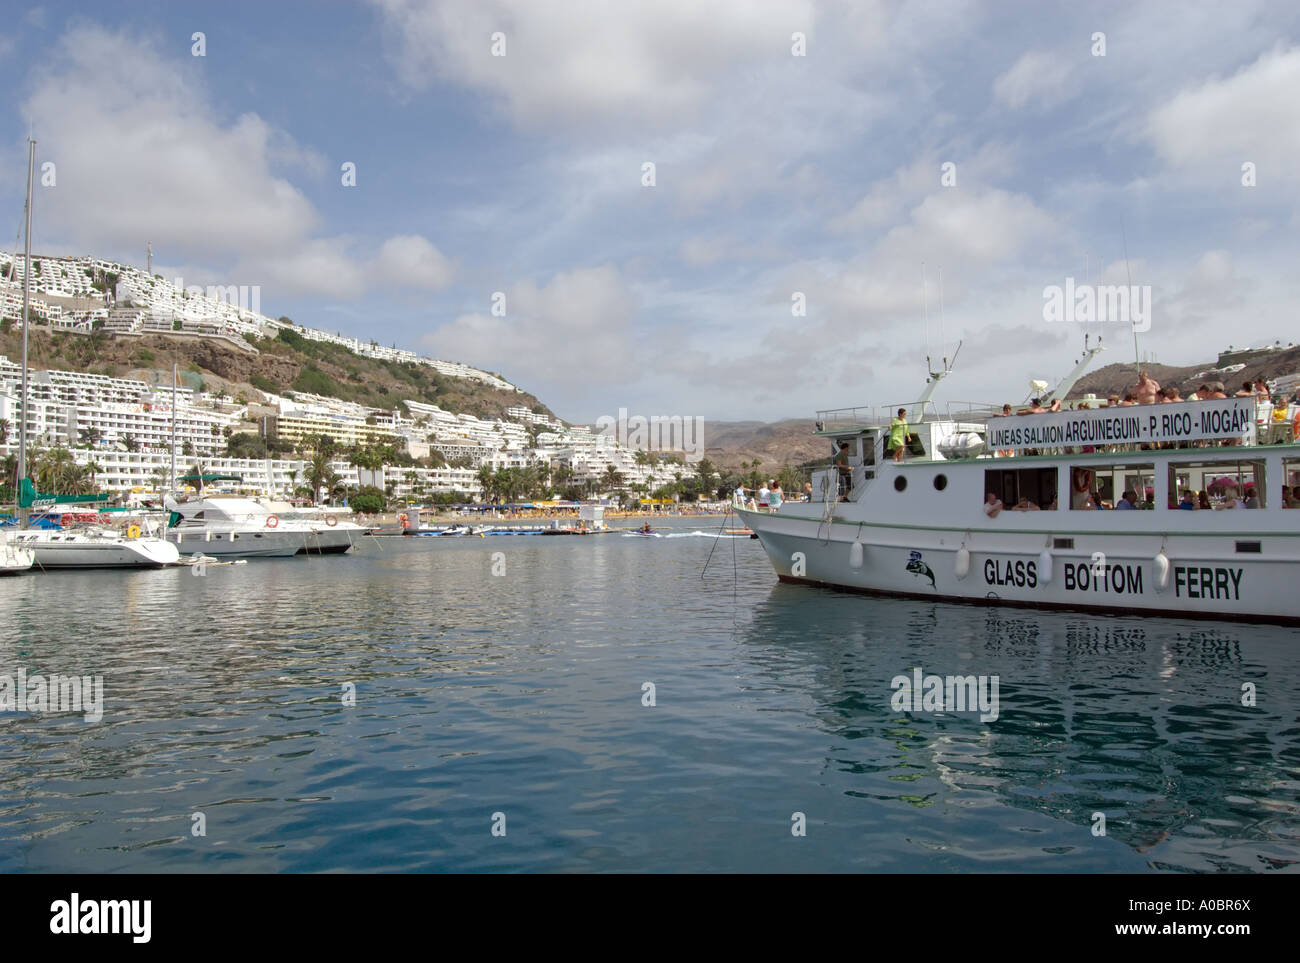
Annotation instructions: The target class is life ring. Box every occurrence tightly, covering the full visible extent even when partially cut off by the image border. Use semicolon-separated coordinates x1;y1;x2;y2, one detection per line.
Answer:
326;516;337;527
266;515;280;529
126;524;141;539
1073;468;1092;493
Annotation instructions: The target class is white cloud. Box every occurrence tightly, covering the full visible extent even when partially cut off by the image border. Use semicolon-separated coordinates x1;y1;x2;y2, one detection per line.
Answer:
372;0;817;130
1146;45;1300;180
373;235;455;290
420;265;638;403
993;50;1075;110
20;25;453;302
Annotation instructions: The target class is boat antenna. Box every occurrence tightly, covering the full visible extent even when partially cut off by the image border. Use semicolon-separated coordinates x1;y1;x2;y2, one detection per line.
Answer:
938;265;947;363
921;261;930;368
1121;216;1140;372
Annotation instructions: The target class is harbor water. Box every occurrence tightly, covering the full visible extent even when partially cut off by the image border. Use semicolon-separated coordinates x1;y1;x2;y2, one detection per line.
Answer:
1;519;1297;872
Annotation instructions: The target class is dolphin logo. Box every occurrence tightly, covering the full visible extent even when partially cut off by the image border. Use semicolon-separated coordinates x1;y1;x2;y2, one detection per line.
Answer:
906;555;936;589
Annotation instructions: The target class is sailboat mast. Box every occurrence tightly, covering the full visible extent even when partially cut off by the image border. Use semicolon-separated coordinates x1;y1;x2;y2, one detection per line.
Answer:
171;362;177;493
17;138;34;528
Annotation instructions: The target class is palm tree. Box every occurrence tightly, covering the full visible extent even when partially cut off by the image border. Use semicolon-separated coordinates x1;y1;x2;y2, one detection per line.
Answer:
475;464;496;503
85;459;103;490
601;465;624;493
0;417;12;446
307;453;336;505
35;447;92;495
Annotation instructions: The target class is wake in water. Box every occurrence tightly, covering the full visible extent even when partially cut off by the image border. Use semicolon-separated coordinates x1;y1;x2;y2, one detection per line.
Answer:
622;530;750;538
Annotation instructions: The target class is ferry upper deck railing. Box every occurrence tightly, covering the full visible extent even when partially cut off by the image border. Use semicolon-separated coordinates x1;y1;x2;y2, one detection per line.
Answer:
816;400;1000;432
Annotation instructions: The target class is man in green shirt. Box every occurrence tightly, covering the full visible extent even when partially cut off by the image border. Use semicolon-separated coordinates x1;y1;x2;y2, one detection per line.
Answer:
889;409;908;462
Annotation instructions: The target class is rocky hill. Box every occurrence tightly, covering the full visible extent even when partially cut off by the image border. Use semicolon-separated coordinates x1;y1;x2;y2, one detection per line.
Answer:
1069;346;1300;400
0;323;556;422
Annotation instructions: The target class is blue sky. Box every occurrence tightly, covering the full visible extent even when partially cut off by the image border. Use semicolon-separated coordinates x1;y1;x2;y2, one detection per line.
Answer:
2;1;1298;423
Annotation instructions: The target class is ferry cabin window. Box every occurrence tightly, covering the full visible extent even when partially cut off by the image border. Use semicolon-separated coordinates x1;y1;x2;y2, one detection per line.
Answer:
984;467;1057;511
1168;459;1267;509
1285;459;1300;508
1070;463;1155;510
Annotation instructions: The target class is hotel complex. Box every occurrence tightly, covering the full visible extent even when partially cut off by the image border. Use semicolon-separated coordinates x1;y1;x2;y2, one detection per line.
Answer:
0;252;697;503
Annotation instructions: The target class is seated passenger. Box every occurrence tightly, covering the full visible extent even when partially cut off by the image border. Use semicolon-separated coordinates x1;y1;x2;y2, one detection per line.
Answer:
1043;493;1058;510
1235;381;1255;398
983;492;1003;518
1198;491;1212;510
1243;485;1259;509
1178;490;1196;510
1116;489;1138;510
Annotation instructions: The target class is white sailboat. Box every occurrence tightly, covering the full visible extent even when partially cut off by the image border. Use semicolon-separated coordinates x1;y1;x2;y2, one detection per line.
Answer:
7;137;178;570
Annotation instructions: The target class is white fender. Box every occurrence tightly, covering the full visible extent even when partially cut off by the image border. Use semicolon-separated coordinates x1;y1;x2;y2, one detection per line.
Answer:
1038;549;1053;585
849;539;864;570
1153;551;1170;591
954;547;971;579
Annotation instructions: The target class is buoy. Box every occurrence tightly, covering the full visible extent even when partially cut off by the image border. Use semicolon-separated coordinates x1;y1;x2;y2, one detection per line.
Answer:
849;539;864;569
954;546;971;579
126;524;141;539
1038;549;1053;585
266;514;280;529
1153;551;1170;591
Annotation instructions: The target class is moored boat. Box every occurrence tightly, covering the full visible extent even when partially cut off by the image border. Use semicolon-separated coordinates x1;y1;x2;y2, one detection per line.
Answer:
741;390;1300;625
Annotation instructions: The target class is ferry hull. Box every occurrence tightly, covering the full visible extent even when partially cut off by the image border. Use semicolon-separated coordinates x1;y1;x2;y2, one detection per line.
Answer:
743;510;1300;626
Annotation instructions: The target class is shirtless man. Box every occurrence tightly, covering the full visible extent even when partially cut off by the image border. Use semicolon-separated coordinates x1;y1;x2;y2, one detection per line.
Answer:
1131;370;1161;405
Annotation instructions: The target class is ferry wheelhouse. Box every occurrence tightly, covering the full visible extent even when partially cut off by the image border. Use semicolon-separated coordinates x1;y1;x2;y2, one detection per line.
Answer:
739;394;1300;625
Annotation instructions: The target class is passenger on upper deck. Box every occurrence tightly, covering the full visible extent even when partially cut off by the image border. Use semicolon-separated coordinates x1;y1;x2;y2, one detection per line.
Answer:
1131;371;1161;405
1116;490;1137;510
1254;378;1270;398
888;409;908;463
1235;381;1255;398
1017;398;1047;415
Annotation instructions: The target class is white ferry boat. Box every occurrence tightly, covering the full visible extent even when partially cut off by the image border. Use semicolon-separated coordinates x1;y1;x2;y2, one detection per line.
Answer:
739;390;1300;625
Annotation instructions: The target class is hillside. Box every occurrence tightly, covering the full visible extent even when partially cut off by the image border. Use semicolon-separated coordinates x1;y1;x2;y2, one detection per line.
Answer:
701;418;829;473
1069;346;1300;400
0;323;557;422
